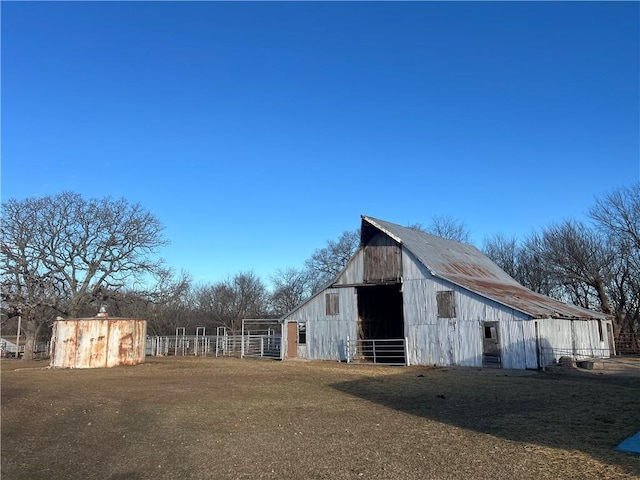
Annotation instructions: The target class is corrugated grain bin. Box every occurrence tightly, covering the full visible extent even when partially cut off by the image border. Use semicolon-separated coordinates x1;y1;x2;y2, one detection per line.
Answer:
50;310;147;369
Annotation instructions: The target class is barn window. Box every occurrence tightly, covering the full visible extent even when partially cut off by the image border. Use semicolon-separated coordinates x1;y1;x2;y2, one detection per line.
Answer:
436;290;456;318
298;322;307;345
325;292;340;315
484;325;497;339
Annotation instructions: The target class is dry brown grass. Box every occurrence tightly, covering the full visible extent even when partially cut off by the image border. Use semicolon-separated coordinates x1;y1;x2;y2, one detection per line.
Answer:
2;356;639;480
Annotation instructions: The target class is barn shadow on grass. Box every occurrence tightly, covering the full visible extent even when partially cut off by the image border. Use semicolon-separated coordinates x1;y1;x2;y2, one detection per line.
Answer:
331;368;640;476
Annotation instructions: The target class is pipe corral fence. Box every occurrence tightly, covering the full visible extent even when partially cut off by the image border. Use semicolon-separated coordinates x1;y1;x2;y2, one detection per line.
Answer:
0;340;50;359
146;320;282;360
139;325;638;373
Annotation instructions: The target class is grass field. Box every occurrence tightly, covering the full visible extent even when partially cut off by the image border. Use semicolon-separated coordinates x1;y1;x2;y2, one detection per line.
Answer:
2;357;639;480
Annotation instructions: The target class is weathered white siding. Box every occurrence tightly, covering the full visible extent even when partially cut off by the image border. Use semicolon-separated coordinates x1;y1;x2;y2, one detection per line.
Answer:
536;317;612;365
334;250;364;285
285;287;357;361
402;248;535;369
500;316;537;369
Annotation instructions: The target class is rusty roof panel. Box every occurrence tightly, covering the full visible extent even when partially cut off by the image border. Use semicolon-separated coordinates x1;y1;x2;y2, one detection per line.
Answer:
362;216;609;321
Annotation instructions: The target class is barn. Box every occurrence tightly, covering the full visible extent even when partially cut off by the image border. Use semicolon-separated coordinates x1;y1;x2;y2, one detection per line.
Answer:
281;215;614;369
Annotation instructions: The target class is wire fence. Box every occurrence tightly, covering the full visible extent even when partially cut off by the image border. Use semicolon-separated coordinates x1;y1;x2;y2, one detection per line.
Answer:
616;333;640;355
541;346;640;374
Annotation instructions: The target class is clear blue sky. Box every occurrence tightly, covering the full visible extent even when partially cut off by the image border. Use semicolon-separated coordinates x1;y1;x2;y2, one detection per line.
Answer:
2;2;639;287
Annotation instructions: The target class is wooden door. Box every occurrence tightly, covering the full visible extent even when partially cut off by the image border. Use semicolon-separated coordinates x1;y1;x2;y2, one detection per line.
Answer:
287;322;298;358
482;321;501;368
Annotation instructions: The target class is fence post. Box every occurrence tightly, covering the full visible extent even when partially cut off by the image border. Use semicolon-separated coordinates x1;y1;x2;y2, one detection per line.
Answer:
404;337;410;366
346;336;350;363
372;339;377;364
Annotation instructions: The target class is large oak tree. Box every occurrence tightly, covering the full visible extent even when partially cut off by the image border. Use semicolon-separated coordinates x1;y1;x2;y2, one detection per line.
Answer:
1;192;168;359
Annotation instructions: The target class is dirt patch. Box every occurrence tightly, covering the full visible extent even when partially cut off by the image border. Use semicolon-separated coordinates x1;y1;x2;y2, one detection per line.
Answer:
2;357;639;479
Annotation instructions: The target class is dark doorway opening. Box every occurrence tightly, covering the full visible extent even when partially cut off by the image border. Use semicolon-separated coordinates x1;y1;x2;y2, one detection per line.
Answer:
357;284;404;339
353;284;405;364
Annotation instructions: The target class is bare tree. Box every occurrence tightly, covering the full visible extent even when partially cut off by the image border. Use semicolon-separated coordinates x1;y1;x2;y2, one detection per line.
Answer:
516;232;556;297
482;234;519;279
589;183;640;337
269;267;314;316
590;183;640;249
1;192;168;359
539;220;614;314
193;271;270;334
136;269;194;336
482;232;555;296
427;215;471;243
304;230;360;291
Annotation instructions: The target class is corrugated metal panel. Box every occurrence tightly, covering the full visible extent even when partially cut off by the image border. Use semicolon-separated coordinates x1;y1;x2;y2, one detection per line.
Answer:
50;318;146;369
363;216;610;321
533;318;611;365
403;251;532;368
285;287;357;361
334;250;364;285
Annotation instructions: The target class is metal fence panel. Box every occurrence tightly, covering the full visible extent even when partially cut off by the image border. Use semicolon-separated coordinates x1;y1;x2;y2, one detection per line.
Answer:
345;337;408;366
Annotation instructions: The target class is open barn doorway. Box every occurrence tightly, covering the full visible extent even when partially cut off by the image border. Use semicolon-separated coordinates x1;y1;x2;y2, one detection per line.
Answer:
355;284;405;364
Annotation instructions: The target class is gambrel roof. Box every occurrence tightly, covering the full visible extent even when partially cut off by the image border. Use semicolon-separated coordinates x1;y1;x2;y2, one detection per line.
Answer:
362;216;610;321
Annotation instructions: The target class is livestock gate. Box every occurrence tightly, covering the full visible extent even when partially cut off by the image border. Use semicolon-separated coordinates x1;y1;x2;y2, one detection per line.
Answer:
241;319;282;360
146;319;282;360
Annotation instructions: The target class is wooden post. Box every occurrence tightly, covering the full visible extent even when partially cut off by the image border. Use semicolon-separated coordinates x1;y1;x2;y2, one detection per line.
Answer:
16;313;22;358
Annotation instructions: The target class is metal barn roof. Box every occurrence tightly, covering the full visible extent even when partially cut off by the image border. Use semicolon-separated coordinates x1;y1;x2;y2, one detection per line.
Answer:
362;216;609;321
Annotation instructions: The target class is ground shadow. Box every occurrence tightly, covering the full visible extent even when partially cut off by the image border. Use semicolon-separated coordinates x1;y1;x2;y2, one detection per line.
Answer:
331;367;640;476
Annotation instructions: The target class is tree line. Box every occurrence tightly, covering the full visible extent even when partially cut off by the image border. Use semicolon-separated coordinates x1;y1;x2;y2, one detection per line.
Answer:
2;185;638;359
482;183;639;340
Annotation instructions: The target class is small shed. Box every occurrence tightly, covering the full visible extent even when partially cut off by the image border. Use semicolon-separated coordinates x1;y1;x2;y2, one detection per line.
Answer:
50;308;147;368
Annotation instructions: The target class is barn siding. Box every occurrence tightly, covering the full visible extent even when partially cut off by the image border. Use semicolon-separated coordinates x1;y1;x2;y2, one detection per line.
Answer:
535;318;612;365
285;287;357;361
335;250;364;285
402;248;533;369
363;232;402;282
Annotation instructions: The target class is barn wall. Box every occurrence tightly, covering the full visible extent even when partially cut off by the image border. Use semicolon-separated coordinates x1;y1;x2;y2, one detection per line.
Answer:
363;232;402;282
284;287;357;361
535;318;612;365
402;248;534;369
334;249;364;285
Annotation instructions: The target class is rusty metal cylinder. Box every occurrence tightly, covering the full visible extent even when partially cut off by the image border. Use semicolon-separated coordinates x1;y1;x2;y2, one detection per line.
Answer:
50;314;147;369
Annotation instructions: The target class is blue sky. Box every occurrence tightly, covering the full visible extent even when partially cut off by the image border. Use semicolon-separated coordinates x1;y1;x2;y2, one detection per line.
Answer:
2;1;639;287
